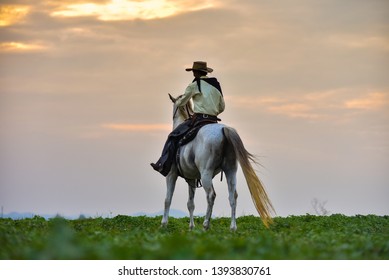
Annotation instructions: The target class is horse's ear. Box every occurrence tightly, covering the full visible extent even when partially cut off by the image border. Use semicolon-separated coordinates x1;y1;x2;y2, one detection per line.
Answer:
168;93;176;103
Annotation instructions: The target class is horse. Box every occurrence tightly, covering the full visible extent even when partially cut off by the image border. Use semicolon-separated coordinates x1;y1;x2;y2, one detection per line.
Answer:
161;93;275;230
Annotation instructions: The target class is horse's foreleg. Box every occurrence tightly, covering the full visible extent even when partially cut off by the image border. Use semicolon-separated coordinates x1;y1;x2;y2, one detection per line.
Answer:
161;173;177;227
187;180;196;230
202;174;216;230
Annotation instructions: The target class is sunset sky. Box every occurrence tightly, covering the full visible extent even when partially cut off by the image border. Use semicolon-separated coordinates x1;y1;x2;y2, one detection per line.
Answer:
1;0;388;218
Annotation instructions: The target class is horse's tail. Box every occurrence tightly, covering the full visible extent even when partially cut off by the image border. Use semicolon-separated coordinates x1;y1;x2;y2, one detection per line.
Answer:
223;127;275;228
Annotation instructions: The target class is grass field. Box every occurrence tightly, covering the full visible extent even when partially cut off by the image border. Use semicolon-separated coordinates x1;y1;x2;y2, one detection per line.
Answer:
1;214;388;260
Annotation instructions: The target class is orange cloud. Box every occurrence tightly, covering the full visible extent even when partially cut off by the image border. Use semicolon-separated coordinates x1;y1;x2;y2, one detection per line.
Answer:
229;89;389;121
102;123;171;132
0;42;48;52
267;103;321;119
227;95;322;120
51;0;218;21
0;4;29;26
345;92;389;110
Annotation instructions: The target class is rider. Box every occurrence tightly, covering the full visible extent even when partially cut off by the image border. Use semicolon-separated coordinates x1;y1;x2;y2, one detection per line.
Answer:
151;61;225;176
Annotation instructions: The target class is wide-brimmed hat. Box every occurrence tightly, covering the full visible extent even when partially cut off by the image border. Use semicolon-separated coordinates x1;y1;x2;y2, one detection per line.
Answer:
185;61;213;73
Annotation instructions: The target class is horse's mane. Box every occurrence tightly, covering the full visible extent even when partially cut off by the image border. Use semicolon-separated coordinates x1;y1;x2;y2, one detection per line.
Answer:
178;99;194;119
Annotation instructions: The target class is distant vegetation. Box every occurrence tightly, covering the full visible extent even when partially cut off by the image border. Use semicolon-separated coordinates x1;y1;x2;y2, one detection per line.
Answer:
1;214;388;259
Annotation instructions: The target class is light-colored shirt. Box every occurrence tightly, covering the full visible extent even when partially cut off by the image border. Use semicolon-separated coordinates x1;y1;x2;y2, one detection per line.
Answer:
175;76;225;116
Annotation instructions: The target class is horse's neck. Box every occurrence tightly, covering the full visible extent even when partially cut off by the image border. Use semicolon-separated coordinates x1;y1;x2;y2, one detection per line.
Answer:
173;115;185;129
172;103;193;129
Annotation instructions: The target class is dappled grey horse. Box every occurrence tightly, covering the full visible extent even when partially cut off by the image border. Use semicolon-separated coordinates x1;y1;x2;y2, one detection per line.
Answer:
161;94;274;230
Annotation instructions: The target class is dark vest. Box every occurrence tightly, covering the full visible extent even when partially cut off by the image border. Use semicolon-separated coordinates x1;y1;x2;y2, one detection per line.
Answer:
193;77;223;96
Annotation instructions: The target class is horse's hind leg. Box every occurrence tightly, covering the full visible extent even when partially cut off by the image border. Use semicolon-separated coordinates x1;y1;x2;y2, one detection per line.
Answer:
202;173;216;230
187;180;196;230
161;172;178;227
225;170;238;231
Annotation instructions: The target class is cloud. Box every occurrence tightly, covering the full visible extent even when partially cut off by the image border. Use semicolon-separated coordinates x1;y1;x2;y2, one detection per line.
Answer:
0;4;30;26
227;93;331;120
326;34;389;51
102;123;171;132
228;89;389;121
50;0;218;21
345;92;389;110
267;103;321;120
0;41;49;52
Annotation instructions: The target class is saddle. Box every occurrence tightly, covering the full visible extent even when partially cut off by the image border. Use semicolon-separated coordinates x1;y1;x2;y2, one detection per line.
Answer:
178;114;220;146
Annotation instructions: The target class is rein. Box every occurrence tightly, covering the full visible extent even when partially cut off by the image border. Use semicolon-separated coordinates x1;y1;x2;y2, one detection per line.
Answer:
173;103;192;120
172;106;179;120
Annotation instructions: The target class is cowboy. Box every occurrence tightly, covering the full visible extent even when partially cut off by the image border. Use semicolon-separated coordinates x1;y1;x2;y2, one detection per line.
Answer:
151;61;225;176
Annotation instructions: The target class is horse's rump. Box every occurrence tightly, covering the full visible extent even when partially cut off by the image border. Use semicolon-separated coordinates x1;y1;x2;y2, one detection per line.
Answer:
177;123;225;180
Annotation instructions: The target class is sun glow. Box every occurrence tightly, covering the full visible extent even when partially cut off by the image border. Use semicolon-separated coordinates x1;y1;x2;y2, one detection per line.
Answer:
51;0;216;21
0;5;29;26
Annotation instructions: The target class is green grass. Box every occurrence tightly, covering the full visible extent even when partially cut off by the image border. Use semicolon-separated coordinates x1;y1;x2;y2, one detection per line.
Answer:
1;214;388;259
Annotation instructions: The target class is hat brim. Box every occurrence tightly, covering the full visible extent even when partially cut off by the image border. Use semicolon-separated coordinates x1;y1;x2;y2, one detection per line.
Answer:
185;67;213;73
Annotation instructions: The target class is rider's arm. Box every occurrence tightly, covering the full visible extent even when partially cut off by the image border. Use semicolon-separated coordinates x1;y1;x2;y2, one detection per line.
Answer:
175;82;197;107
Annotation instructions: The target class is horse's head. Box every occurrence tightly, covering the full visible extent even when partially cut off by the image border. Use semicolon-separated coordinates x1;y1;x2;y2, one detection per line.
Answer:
169;93;193;129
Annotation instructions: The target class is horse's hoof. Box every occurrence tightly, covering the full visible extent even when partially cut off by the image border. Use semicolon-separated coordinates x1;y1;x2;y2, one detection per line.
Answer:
230;225;237;232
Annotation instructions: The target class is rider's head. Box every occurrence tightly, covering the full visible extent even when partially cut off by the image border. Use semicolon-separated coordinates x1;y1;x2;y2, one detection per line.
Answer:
185;61;213;77
192;70;207;78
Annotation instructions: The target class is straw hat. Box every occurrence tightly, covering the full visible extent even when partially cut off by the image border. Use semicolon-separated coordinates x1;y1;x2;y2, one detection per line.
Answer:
185;61;213;73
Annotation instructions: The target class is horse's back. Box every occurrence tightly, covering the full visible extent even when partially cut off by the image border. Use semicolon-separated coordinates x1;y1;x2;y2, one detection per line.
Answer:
196;123;225;143
179;123;226;179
